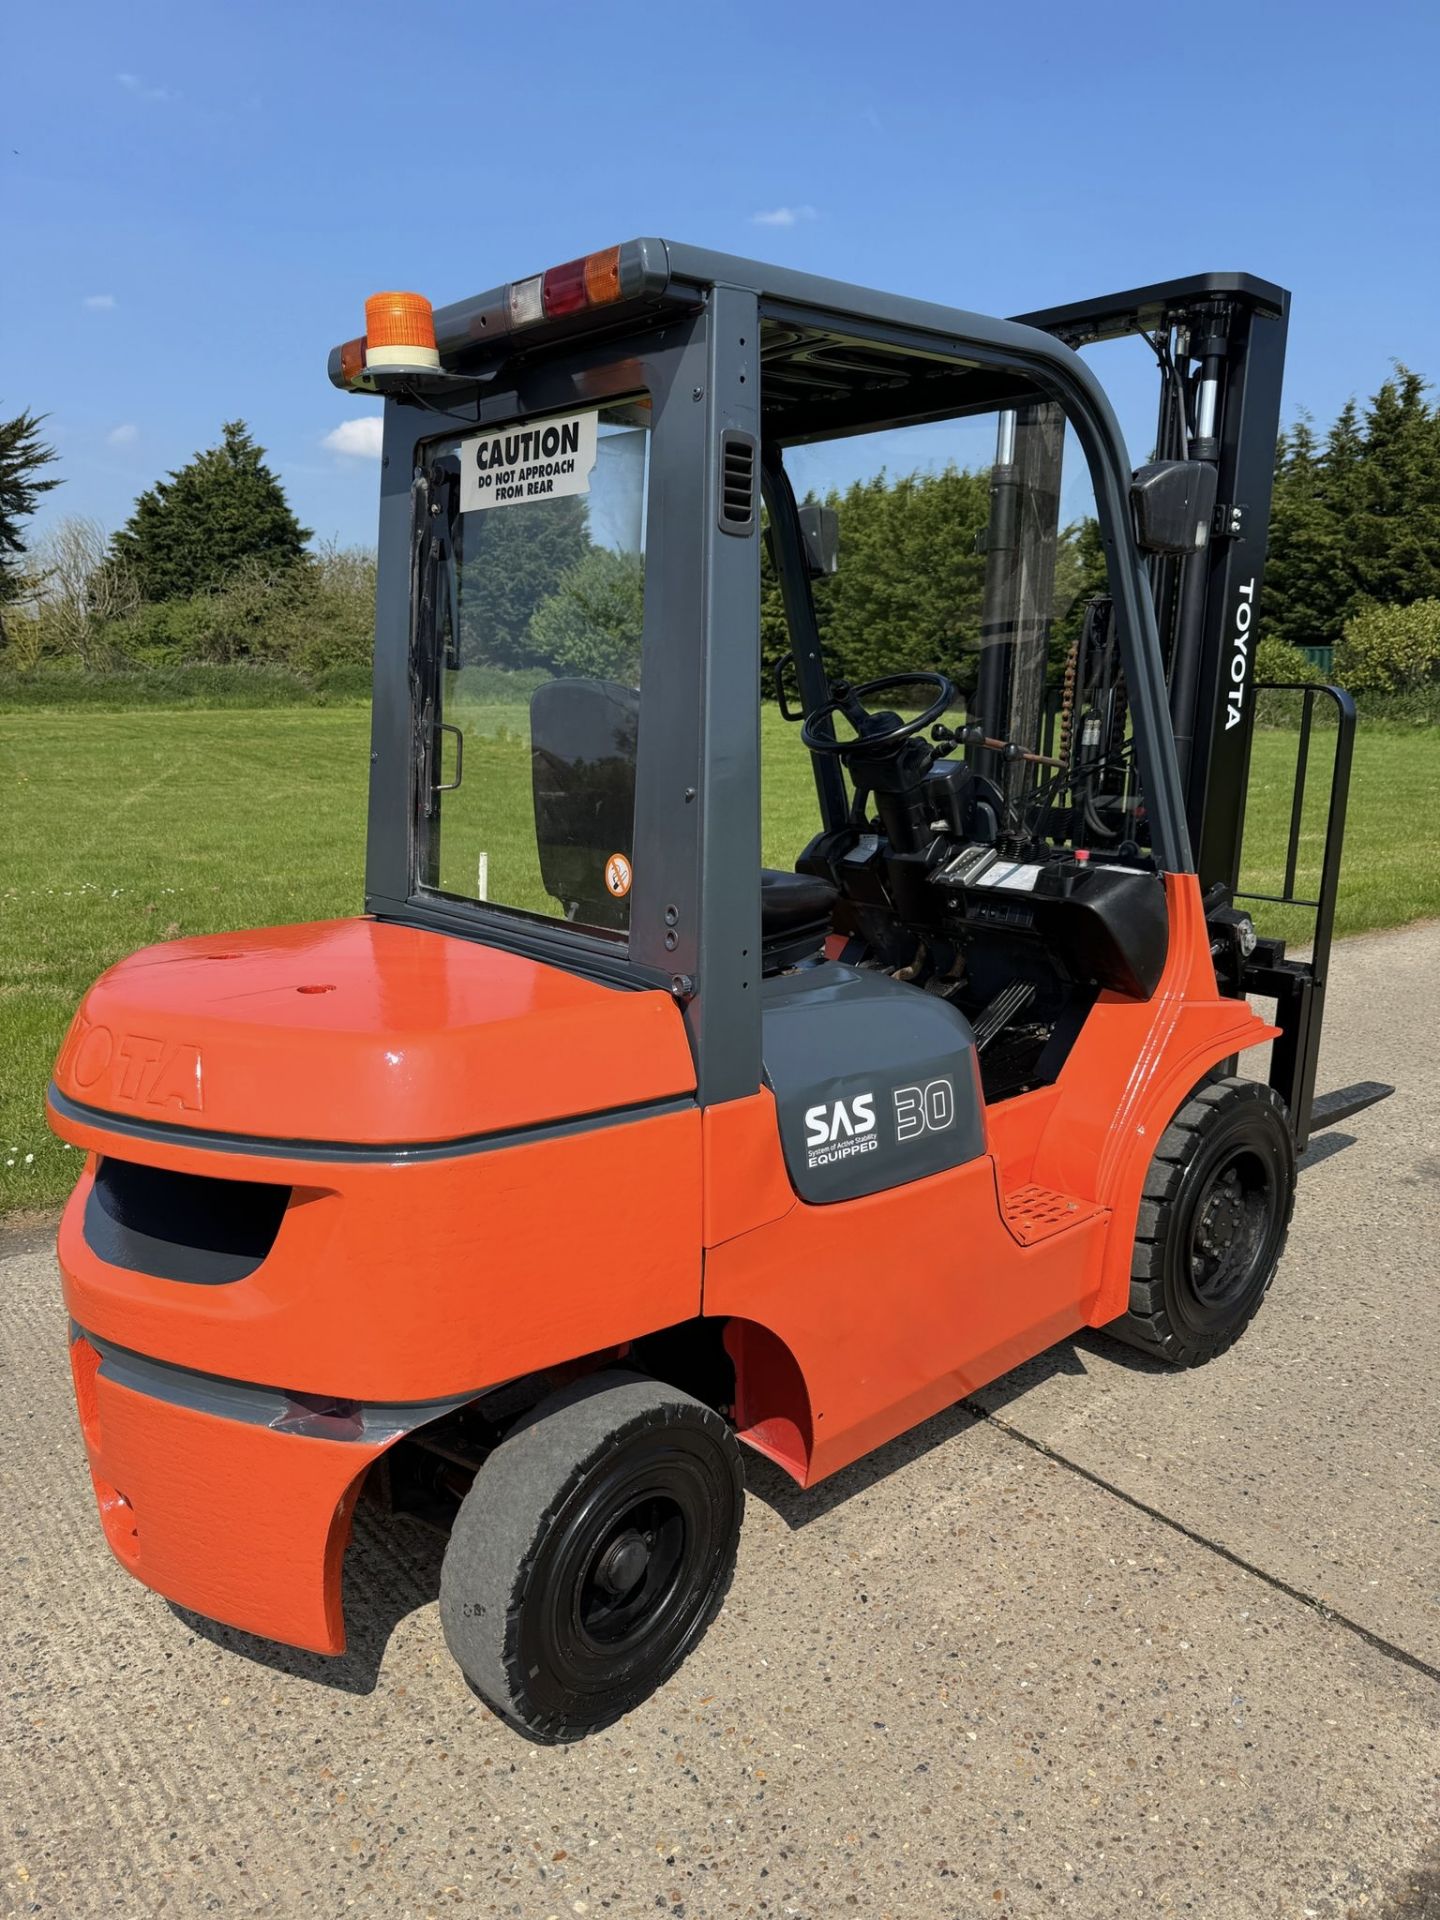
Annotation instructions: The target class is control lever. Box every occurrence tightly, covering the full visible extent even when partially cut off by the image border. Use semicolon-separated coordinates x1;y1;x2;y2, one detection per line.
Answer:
932;720;1063;771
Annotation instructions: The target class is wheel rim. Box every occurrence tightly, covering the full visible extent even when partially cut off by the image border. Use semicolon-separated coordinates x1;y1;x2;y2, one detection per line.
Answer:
520;1430;734;1709
1189;1151;1271;1306
576;1489;687;1651
1176;1138;1284;1335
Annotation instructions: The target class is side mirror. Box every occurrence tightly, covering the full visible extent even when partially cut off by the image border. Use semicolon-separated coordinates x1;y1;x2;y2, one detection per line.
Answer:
797;501;839;578
1129;460;1218;556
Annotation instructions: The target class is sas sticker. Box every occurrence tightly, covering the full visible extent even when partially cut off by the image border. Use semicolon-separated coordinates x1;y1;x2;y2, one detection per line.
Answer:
458;409;599;512
604;853;633;899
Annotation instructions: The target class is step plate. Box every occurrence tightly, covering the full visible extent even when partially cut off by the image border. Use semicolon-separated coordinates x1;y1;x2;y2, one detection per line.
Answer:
1001;1182;1105;1246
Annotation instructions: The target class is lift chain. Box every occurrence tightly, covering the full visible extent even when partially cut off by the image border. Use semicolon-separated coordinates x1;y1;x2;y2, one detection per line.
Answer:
1059;637;1079;770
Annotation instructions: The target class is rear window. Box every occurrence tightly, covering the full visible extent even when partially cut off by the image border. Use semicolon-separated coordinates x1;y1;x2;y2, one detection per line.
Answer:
414;396;652;937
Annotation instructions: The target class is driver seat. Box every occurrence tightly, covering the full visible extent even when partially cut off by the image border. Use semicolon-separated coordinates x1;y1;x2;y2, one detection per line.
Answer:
759;869;838;972
530;678;837;971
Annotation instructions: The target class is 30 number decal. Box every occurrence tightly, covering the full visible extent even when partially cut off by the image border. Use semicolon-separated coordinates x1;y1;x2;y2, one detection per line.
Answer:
893;1077;955;1141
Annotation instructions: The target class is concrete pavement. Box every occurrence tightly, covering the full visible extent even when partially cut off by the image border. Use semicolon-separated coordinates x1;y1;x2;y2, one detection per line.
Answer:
4;921;1438;1919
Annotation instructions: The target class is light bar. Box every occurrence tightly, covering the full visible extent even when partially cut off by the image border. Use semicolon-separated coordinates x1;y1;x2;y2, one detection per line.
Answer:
328;240;673;392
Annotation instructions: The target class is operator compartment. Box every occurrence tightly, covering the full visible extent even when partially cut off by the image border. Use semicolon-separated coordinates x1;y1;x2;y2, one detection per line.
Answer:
804;821;1165;1004
752;318;1181;1106
783;647;1168;1104
800;808;1167;1102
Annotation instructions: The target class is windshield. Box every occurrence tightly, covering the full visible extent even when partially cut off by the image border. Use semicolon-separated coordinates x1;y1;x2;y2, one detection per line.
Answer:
413;397;652;937
764;395;1141;862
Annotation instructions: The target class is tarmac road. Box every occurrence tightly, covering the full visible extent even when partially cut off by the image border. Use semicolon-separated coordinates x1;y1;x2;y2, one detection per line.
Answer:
3;920;1438;1920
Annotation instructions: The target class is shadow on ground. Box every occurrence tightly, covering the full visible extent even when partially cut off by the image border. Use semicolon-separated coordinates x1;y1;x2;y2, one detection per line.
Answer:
742;1323;1175;1531
1298;1128;1358;1171
1383;1840;1440;1918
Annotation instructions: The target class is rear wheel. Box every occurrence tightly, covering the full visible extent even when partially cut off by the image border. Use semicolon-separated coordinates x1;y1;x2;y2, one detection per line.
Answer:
1108;1075;1296;1367
439;1370;743;1742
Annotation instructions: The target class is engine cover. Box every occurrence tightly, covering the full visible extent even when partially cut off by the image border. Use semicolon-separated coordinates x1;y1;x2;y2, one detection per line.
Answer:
52;917;695;1146
762;964;986;1204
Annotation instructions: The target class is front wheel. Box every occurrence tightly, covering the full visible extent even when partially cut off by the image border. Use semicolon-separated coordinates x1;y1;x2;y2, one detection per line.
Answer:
439;1370;744;1742
1108;1075;1296;1367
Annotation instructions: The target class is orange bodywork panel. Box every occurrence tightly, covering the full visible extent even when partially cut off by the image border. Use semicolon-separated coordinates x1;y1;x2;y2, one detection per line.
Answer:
50;875;1275;1652
49;919;705;1651
704;874;1275;1485
53;1105;703;1403
701;1088;797;1246
54;1091;702;1651
52;917;695;1144
49;915;704;1399
708;1153;1110;1483
68;1330;375;1654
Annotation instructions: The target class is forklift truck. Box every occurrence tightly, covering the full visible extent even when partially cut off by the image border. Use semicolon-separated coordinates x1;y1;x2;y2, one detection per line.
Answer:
49;243;1373;1742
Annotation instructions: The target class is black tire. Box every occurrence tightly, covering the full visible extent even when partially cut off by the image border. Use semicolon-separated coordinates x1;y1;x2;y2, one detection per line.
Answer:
439;1370;744;1742
1107;1076;1296;1367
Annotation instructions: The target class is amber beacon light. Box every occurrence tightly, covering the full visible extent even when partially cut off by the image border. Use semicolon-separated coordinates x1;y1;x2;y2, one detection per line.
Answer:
363;291;440;371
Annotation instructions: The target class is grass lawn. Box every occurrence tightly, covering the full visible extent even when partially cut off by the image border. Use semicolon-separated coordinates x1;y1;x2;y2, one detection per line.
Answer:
3;703;1436;1215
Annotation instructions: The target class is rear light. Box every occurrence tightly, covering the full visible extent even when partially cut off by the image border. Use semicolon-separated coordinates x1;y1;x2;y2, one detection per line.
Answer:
338;335;367;385
363;290;439;370
541;256;589;317
508;274;545;327
502;245;630;329
583;245;623;306
539;246;624;319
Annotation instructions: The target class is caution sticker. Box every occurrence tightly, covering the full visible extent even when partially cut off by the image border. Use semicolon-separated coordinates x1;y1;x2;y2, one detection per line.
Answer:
458;409;599;512
604;852;633;899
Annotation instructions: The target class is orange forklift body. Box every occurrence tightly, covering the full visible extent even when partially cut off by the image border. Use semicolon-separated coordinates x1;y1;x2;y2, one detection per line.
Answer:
50;878;1271;1652
49;245;1313;1701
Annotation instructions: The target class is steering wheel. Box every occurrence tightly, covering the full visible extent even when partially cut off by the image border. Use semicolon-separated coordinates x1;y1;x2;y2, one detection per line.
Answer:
801;671;958;758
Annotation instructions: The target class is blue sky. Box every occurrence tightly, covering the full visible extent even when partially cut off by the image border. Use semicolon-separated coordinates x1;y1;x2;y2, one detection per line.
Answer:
6;0;1438;552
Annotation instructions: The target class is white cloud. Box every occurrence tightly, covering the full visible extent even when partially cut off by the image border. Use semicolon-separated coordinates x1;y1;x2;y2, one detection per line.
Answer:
117;71;174;103
107;423;138;447
83;294;116;311
751;205;818;228
323;417;384;460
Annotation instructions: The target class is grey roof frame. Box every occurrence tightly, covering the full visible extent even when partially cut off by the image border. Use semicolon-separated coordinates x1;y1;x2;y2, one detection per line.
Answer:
663;243;1190;881
360;241;1193;1108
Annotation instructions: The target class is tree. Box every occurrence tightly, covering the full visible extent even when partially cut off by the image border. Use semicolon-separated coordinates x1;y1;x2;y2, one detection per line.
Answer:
1264;370;1440;652
23;517;139;667
0;409;61;618
1351;367;1440;609
528;544;645;681
112;420;310;601
1263;416;1345;652
1335;598;1440;692
456;494;590;669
